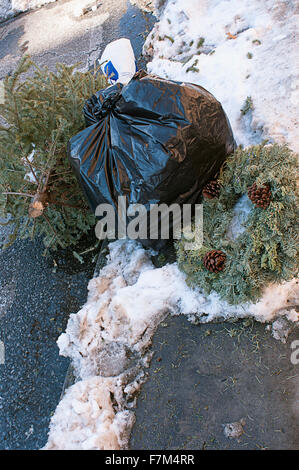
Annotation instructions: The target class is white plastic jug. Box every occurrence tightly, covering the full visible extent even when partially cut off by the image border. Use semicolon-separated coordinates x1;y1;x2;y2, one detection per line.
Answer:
99;38;137;85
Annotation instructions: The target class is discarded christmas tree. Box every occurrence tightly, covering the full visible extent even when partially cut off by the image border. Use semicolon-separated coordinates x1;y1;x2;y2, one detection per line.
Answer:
0;55;108;252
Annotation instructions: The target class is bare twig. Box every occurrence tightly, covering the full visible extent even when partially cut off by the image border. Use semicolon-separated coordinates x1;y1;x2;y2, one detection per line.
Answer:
23;154;39;185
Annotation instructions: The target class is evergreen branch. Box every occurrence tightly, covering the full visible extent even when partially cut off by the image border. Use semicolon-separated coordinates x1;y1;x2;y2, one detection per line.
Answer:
48;199;86;210
42;213;59;242
2;191;34;198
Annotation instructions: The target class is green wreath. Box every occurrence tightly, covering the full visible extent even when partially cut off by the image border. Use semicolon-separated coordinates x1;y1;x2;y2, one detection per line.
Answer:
176;143;299;304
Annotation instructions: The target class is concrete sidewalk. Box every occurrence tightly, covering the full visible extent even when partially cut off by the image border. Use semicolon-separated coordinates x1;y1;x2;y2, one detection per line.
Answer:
131;315;299;450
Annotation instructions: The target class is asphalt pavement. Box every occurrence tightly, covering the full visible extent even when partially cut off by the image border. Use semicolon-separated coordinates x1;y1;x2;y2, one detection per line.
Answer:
0;0;156;450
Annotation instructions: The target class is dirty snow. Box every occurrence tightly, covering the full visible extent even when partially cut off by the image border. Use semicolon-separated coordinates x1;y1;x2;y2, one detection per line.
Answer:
23;145;37;184
226;194;253;241
0;1;56;22
45;240;299;449
144;0;299;151
268;317;298;344
223;418;246;439
44;376;137;450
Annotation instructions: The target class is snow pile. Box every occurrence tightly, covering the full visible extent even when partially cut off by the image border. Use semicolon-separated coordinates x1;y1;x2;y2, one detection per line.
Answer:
226;194;253;241
23;145;36;184
269;317;297;344
0;1;56;22
45;240;298;449
44;376;136;450
144;0;298;151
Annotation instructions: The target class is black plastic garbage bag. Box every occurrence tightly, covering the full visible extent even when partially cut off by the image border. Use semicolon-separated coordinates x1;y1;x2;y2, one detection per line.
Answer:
68;70;235;246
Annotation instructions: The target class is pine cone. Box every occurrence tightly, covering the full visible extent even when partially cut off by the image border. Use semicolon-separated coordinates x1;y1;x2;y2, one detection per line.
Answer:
202;181;221;199
203;250;226;273
248;182;271;209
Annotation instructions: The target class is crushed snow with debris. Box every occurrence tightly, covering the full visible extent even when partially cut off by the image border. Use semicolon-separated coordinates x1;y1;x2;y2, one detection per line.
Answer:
144;0;299;151
268;317;298;344
226;195;253;241
0;1;56;22
23;145;36;184
44;240;299;450
44;376;136;450
223;418;246;439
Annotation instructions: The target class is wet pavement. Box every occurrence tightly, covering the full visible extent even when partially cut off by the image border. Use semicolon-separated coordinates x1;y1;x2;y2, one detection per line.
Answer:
0;236;95;449
0;0;154;80
0;0;156;450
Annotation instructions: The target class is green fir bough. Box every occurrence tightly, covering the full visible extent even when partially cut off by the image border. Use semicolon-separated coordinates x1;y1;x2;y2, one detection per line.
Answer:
176;144;299;304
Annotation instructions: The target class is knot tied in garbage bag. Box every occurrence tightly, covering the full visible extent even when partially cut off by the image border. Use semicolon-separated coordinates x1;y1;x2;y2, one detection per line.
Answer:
68;71;236;248
84;85;122;124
